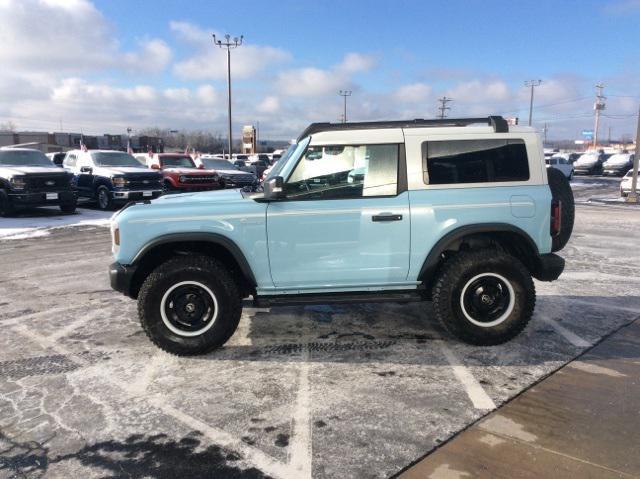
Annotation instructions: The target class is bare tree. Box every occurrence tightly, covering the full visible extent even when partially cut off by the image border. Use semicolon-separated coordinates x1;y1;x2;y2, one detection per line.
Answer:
0;121;17;132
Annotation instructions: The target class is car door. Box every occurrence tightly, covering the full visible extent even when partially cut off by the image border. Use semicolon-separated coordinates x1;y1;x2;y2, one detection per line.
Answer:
76;154;95;196
266;142;411;289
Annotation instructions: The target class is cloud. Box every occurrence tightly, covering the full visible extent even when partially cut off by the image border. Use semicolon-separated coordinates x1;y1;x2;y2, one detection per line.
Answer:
393;83;432;103
257;96;280;114
0;0;170;74
275;53;375;98
336;53;376;74
123;39;173;73
604;0;640;14
170;21;290;80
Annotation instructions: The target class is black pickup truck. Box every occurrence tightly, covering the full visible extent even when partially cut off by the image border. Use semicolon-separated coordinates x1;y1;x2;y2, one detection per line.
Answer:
0;148;77;216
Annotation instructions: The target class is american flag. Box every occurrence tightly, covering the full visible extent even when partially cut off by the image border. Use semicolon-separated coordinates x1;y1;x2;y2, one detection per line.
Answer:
127;138;133;155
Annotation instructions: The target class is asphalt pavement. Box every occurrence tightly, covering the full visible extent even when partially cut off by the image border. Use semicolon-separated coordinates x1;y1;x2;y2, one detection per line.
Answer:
0;179;639;478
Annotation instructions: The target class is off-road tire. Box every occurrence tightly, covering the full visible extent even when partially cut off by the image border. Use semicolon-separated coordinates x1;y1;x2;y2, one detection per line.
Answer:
0;189;15;217
547;167;574;252
432;249;535;346
138;255;242;356
96;185;113;210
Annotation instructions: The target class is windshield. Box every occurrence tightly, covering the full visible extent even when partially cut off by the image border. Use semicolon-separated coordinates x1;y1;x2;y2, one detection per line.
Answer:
265;143;298;181
202;159;238;170
605;154;631;163
92;152;144;167
577;153;598;163
161;156;196;168
0;150;54;167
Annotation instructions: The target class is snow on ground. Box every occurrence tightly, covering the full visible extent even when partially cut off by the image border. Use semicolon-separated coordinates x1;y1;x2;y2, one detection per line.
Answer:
0;207;112;240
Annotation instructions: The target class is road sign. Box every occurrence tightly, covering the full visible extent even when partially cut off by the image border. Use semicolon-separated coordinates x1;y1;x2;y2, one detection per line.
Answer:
581;129;594;139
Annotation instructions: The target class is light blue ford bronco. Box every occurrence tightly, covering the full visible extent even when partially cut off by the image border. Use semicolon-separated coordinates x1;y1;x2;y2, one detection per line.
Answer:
109;116;574;355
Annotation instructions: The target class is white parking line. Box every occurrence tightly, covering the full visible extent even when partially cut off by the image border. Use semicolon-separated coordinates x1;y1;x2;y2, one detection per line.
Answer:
288;347;313;479
540;317;592;348
563;298;640;315
439;342;496;411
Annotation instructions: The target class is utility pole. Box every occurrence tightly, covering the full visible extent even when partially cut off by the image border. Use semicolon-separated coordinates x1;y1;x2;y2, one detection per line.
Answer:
213;33;243;159
593;83;606;148
627;106;640;203
543;123;548;146
608;125;612;146
524;80;542;126
338;90;352;123
437;97;453;119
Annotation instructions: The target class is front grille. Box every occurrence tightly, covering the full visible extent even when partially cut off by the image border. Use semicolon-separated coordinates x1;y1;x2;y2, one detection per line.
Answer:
182;176;218;183
25;175;70;191
125;174;162;189
224;174;253;184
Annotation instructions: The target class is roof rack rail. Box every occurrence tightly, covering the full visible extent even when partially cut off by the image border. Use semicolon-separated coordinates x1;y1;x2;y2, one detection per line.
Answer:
297;115;509;140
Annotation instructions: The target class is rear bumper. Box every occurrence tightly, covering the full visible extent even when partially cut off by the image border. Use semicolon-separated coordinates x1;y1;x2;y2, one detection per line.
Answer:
533;253;565;282
8;190;77;207
109;261;138;298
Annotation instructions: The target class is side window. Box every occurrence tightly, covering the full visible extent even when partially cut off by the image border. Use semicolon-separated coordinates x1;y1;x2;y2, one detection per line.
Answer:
64;154;77;167
285;144;399;200
422;139;529;185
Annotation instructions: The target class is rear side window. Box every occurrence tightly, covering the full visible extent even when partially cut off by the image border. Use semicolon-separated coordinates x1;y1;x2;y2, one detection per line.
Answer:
422;139;529;185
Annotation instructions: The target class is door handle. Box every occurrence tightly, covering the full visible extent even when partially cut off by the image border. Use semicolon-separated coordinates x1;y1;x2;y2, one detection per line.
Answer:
372;213;403;222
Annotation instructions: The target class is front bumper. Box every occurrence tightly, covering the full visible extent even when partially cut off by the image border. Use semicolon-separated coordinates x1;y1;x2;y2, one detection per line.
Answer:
112;189;163;202
109;261;138;298
603;167;630;176
533;253;565;282
8;190;77;207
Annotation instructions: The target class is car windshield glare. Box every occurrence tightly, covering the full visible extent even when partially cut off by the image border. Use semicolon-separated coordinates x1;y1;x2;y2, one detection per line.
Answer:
204;159;238;170
0;150;54;167
92;152;143;167
161;156;196;168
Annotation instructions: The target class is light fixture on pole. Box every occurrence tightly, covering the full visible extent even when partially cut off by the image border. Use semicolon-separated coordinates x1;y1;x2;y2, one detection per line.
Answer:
213;33;243;159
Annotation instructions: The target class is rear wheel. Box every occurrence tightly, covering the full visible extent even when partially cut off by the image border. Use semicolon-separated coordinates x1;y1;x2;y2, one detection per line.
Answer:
432;249;535;346
547;167;574;252
138;255;242;356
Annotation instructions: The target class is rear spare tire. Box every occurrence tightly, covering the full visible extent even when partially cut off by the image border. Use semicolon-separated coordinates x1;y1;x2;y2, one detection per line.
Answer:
547;167;574;252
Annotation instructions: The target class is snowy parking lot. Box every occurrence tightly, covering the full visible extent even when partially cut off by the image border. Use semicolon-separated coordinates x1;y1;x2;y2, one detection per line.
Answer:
1;179;639;478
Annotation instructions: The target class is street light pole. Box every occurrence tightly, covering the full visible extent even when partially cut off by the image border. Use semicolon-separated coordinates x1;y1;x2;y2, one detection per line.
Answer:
213;33;243;159
524;80;542;127
627;106;640;203
338;90;352;123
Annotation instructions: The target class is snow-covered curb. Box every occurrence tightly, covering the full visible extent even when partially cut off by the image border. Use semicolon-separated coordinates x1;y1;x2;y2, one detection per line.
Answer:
0;208;113;240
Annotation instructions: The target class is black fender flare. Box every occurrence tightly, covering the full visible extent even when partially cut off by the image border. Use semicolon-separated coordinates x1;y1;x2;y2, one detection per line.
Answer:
131;232;257;288
418;223;539;284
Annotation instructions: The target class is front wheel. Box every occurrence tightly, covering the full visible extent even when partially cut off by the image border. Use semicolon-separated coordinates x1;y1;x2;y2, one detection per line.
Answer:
95;185;113;210
138;255;242;355
0;189;15;217
432;249;535;346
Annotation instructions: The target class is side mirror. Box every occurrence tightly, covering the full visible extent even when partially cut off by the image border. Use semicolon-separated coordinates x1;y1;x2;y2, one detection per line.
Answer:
262;176;285;200
198;164;205;169
80;166;92;174
150;164;161;170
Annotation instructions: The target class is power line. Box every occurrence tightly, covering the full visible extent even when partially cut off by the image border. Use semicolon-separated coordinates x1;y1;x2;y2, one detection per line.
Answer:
593;82;606;147
524;79;542;126
338;90;352;123
437;97;453;119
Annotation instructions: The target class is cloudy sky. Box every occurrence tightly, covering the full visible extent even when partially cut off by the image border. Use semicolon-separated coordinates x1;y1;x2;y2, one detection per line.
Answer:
1;0;639;141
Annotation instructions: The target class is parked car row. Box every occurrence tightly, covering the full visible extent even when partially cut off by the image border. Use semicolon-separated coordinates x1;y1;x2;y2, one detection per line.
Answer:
0;147;262;216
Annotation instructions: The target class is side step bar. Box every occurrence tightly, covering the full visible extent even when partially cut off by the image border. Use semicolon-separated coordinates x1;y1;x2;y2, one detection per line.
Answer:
254;290;424;308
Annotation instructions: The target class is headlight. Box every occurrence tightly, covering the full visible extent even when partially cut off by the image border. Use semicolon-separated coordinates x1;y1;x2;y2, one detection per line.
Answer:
10;176;26;190
112;176;127;188
179;175;186;182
